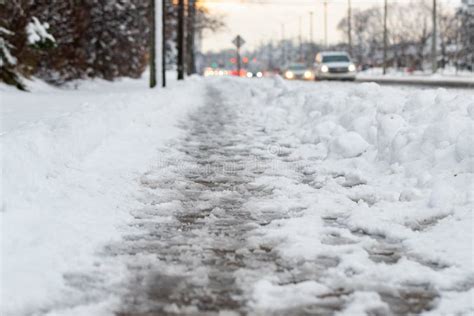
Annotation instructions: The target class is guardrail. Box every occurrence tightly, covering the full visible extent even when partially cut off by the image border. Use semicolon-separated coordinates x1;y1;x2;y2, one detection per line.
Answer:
356;76;474;89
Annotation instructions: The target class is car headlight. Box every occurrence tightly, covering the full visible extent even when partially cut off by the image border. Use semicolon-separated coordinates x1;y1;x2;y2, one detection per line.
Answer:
304;71;313;79
348;64;356;72
256;71;263;78
246;72;253;78
285;71;294;79
321;65;329;73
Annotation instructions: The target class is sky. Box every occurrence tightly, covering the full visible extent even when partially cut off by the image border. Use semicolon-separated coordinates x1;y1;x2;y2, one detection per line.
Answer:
200;0;462;52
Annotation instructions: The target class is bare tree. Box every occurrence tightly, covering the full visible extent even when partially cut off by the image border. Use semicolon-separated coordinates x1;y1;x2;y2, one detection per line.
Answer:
438;4;458;68
338;7;383;65
388;1;431;70
338;0;459;71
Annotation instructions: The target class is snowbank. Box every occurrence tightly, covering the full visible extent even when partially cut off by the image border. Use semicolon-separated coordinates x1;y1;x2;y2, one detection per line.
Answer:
213;77;474;314
0;76;205;315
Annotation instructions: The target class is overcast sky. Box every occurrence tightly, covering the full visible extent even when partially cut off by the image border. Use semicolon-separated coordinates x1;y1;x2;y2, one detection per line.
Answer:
200;0;462;52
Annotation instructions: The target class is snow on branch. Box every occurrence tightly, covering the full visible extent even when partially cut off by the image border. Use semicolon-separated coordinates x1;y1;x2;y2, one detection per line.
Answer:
0;27;17;67
26;17;56;49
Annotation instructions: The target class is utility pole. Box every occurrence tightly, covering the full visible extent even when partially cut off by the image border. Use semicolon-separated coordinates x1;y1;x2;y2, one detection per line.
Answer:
281;23;286;66
237;47;241;75
149;0;157;88
348;0;352;55
150;0;166;88
162;0;166;87
268;40;274;70
309;11;314;61
187;0;196;75
299;16;303;61
324;0;328;48
177;0;185;80
383;0;388;75
432;0;437;73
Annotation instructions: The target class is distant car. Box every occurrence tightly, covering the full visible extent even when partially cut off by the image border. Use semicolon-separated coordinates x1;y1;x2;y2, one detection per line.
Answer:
203;67;230;77
246;69;265;78
283;63;314;81
314;52;357;81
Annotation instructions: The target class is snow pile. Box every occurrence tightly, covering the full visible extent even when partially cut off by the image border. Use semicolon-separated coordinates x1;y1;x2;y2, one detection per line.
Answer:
330;131;369;158
0;76;205;315
214;78;474;314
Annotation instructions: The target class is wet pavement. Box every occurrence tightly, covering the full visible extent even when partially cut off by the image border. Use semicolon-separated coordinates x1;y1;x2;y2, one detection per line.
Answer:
113;86;287;315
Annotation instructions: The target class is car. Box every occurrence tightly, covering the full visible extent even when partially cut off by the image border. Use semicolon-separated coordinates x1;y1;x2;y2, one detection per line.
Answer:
283;63;314;81
246;68;265;78
314;51;357;81
203;67;231;77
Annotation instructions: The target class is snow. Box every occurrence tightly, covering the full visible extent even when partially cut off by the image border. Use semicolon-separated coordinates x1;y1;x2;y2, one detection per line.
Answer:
0;75;206;315
336;292;389;315
26;17;55;46
330;131;369;158
214;78;474;314
251;279;329;310
1;75;473;315
0;27;17;67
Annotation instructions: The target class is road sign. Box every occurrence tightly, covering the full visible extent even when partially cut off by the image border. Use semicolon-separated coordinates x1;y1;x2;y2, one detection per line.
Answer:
232;35;246;49
232;35;246;77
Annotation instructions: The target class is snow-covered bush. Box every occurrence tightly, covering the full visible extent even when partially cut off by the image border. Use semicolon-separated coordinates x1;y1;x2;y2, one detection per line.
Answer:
0;26;25;90
26;17;56;49
0;27;17;67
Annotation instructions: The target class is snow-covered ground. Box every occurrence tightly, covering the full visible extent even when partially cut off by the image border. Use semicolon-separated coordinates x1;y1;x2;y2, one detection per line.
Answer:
1;76;206;315
1;76;473;315
238;78;474;314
